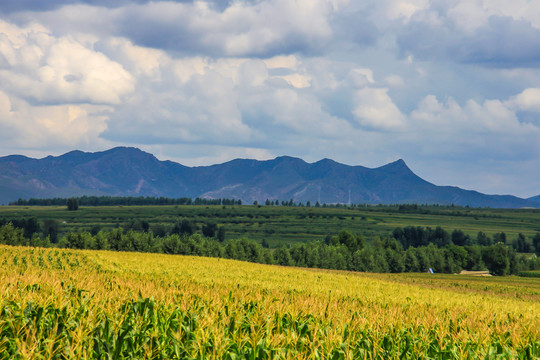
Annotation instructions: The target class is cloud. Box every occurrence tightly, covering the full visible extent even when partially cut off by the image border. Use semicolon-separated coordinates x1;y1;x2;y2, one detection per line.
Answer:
13;1;341;58
507;88;540;113
408;93;540;160
395;1;540;67
0;90;111;150
97;43;359;149
0;0;235;14
0;20;134;105
352;88;406;131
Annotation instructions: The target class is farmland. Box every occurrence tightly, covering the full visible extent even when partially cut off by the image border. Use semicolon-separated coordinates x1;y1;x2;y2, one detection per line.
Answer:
0;244;538;359
1;204;540;246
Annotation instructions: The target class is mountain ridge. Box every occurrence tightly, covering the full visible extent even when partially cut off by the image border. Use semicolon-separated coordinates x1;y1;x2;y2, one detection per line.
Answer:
0;147;536;208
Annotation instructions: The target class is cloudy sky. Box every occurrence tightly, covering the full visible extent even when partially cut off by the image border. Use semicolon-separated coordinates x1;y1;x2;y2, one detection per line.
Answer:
1;0;539;198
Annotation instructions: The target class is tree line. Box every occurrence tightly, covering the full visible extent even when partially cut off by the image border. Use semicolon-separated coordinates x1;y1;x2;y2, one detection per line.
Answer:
11;197;483;213
392;225;540;254
1;219;539;276
9;196;242;207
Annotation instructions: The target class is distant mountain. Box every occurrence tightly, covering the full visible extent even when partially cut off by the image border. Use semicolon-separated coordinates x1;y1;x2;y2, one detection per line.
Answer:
0;147;536;208
528;195;540;204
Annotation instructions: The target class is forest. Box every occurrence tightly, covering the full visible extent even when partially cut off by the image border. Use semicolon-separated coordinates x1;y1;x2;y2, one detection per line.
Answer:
1;218;539;276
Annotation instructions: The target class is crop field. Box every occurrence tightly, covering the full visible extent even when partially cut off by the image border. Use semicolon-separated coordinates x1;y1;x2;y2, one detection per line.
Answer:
1;204;540;246
1;244;538;359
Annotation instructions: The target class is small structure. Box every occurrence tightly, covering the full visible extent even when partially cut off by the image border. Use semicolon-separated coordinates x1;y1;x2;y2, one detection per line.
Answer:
459;270;492;276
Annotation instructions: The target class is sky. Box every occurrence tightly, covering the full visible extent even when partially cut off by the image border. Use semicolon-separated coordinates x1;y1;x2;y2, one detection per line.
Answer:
0;0;539;198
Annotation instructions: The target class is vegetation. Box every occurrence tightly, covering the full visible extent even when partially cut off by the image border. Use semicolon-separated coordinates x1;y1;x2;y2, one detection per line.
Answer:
11;196;242;207
1;222;538;276
0;245;538;359
1;202;539;357
3;203;540;247
66;198;79;211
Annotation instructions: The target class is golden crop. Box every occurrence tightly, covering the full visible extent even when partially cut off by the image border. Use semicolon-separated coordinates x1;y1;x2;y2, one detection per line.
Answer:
0;245;538;359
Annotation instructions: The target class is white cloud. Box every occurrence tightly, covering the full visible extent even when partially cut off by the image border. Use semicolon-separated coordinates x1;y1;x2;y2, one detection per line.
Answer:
383;0;430;22
0;90;110;149
507;88;540;113
408;93;540;160
0;20;134;105
353;87;406;131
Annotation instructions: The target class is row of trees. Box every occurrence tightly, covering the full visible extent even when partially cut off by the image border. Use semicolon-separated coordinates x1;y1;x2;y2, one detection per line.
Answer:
392;226;540;255
0;218;60;242
1;222;538;276
0;217;226;243
10;196;242;207
12;197;482;212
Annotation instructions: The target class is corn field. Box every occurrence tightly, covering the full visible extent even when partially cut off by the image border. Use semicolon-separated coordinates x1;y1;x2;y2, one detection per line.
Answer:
0;245;538;359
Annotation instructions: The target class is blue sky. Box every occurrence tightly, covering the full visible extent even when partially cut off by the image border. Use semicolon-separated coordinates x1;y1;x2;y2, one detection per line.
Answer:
0;0;539;197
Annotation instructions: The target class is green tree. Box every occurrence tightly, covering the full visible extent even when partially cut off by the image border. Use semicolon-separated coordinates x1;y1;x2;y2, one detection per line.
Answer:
338;230;357;252
63;231;91;249
173;219;196;236
483;243;510;276
66;198;79;211
42;219;60;243
274;247;292;266
451;229;470;246
493;232;507;244
514;233;531;253
385;248;405;273
533;233;540;256
404;248;420;272
217;226;226;242
94;231;110;250
0;223;25;246
23;217;40;238
476;231;491;246
202;222;218;238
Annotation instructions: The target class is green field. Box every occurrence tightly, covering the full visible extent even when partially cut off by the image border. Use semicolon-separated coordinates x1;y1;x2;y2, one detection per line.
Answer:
1;204;540;246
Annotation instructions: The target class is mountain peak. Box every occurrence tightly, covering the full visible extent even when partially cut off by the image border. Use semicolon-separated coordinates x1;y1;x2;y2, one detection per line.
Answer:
378;158;411;172
102;147;159;161
274;155;305;163
315;158;337;165
390;158;407;167
105;146;150;155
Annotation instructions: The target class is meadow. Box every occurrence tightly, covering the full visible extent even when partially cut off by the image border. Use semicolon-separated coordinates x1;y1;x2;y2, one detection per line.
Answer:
1;204;540;246
0;244;538;359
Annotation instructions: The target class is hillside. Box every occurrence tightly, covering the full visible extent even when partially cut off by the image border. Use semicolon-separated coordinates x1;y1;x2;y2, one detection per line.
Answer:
528;195;540;204
0;147;536;208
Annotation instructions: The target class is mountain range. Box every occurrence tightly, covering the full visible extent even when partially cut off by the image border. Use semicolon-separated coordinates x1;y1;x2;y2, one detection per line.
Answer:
0;147;538;208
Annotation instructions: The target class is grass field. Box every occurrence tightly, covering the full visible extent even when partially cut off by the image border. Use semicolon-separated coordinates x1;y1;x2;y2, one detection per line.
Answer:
0;244;538;358
1;204;540;246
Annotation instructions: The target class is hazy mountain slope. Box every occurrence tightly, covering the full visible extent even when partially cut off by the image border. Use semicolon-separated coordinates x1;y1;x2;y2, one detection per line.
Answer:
527;195;540;204
0;147;536;208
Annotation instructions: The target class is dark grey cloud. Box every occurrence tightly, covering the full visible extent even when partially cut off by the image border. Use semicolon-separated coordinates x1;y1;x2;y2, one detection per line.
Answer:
7;0;352;58
111;1;338;58
0;0;232;14
397;13;540;67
